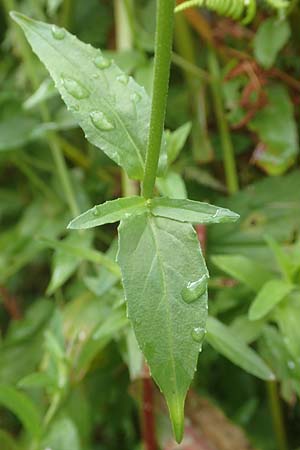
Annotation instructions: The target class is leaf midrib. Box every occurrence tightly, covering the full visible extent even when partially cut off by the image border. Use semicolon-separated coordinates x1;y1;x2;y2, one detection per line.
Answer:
25;21;145;171
149;216;180;402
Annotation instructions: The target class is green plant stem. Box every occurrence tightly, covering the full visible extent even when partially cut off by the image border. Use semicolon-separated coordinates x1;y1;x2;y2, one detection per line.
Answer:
142;0;176;199
61;0;72;28
3;0;79;216
208;49;239;194
267;381;288;450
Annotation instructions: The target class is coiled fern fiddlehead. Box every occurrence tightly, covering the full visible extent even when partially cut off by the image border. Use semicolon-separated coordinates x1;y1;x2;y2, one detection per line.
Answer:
175;0;290;23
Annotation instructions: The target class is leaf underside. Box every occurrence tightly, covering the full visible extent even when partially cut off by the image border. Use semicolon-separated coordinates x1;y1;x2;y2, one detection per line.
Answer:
11;12;166;180
117;213;208;442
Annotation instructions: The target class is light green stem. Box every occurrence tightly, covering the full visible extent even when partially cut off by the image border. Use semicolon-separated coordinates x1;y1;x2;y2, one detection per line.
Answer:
208;49;239;194
142;0;176;198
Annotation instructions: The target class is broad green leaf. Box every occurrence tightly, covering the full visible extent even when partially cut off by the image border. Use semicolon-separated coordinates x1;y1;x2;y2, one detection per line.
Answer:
68;196;147;230
265;235;295;281
0;384;42;437
118;213;208;442
11;13;166;179
249;279;293;321
166;122;192;165
206;317;274;381
253;18;290;69
18;372;55;390
150;198;239;224
275;294;300;361
211;255;273;292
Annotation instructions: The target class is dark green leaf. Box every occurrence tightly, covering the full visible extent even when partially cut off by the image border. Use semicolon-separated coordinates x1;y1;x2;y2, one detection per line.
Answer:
0;384;42;437
118;213;208;442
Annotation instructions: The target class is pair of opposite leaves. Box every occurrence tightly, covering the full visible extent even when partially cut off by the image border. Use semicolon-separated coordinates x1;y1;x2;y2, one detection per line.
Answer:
11;12;239;442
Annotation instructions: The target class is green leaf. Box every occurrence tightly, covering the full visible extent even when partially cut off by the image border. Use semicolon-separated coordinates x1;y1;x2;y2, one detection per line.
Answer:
156;172;187;199
0;384;42;437
11;13;166;179
249;85;298;175
206;317;274;381
253;18;290;69
0;115;40;151
0;430;19;450
249;279;293;321
42;416;80;450
68;196;147;230
40;237;120;276
166;122;192;165
47;232;92;294
118;213;208;442
150;198;239;224
211;254;274;292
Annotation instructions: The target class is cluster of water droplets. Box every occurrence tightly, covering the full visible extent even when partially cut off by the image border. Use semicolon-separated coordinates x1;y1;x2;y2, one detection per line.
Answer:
181;274;208;345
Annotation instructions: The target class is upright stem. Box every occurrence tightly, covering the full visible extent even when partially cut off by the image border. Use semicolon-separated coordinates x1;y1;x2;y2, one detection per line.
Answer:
267;382;288;450
208;49;239;194
142;0;176;199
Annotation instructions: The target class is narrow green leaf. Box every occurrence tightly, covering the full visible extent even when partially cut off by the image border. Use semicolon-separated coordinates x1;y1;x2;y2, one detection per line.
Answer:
40;237;121;276
10;12;166;179
156;172;187;199
212;254;274;292
206;317;275;381
150;197;240;224
249;279;293;321
166;122;192;165
118;213;208;442
68;196;147;230
0;384;42;437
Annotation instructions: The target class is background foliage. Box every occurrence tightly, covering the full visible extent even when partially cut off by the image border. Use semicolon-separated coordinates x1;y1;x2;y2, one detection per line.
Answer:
0;0;300;449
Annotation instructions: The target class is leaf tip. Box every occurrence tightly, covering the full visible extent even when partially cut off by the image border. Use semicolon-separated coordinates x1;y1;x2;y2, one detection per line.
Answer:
168;397;185;443
9;10;29;25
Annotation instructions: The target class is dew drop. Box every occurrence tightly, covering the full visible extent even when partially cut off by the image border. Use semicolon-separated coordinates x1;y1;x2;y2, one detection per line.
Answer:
92;206;99;216
61;76;90;99
90;111;114;131
191;327;206;344
131;92;142;103
70;104;79;112
288;360;295;370
117;74;129;85
94;55;111;69
181;274;208;304
51;25;65;40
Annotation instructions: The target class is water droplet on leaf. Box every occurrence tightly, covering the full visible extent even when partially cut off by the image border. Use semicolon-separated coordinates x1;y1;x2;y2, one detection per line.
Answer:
90;111;114;131
92;206;99;216
61;76;90;99
181;275;207;304
94;55;111;69
117;74;129;85
191;327;206;344
51;25;65;40
131;92;142;103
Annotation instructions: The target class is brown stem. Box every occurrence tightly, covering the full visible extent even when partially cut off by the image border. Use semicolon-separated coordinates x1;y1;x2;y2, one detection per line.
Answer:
0;286;22;320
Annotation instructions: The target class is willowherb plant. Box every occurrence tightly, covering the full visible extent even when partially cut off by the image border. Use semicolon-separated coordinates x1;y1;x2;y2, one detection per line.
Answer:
10;0;275;442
